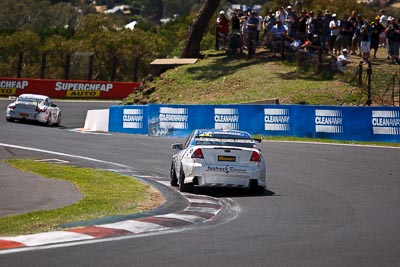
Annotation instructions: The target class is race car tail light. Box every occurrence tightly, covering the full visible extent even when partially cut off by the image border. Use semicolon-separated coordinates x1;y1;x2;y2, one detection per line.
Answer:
191;148;204;159
250;151;261;162
8;104;15;110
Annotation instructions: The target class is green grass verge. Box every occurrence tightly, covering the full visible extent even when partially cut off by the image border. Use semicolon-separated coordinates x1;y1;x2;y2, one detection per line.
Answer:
0;159;161;236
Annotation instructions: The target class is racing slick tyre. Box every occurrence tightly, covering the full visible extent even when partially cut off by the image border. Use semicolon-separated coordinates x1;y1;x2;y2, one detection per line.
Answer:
249;179;264;195
178;166;193;192
170;161;178;186
55;113;61;127
45;115;53;127
6;117;14;122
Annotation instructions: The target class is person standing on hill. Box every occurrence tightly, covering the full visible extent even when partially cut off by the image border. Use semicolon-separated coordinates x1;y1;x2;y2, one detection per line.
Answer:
379;9;388;47
263;10;276;47
216;10;230;50
306;11;314;39
230;10;241;33
351;14;364;56
297;10;308;41
370;16;385;59
322;11;333;51
276;6;287;25
329;14;340;54
335;14;353;53
310;10;324;46
360;21;371;63
385;17;400;64
246;11;260;56
241;11;249;49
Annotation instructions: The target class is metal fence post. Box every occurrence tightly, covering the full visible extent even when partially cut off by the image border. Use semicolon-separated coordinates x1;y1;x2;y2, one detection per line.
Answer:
40;53;47;79
133;58;139;82
398;73;400;106
318;47;322;74
358;61;363;87
111;55;117;81
64;53;70;80
366;61;372;106
392;74;396;106
17;52;23;78
88;54;94;80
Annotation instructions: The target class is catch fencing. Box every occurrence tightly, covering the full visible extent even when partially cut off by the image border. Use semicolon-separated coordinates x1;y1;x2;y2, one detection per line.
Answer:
264;35;400;107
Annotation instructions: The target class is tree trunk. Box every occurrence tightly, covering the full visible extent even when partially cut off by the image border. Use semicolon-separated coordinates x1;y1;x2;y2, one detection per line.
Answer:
146;0;164;25
180;0;221;58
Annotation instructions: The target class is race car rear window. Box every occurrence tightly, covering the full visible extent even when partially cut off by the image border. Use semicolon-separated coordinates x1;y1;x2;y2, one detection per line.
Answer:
18;98;43;104
196;130;251;140
194;138;254;148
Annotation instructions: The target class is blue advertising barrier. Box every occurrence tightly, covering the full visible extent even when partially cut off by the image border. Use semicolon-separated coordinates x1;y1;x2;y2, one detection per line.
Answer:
108;104;400;142
109;105;148;134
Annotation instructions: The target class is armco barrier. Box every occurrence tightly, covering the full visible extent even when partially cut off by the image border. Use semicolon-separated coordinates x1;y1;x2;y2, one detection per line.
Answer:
107;104;400;142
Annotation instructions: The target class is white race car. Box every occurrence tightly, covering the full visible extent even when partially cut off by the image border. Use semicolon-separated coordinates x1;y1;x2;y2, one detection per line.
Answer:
170;129;266;192
6;94;61;126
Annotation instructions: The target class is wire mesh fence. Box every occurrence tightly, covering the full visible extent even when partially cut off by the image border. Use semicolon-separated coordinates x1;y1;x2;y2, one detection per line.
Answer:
270;35;400;107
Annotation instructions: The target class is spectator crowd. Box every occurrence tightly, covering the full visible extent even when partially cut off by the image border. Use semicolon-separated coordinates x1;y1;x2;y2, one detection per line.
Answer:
216;6;400;68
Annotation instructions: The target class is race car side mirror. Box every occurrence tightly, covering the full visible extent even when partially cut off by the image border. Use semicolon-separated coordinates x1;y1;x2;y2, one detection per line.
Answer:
171;143;183;150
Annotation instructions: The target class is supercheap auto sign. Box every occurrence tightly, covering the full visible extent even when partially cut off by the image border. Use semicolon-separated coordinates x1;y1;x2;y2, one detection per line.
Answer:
0;77;141;99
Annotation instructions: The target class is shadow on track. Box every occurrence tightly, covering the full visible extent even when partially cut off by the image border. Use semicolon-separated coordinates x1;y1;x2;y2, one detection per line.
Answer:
177;186;276;198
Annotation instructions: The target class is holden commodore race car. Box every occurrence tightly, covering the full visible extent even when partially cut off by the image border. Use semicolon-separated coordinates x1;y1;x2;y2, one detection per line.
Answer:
170;129;266;192
6;94;61;126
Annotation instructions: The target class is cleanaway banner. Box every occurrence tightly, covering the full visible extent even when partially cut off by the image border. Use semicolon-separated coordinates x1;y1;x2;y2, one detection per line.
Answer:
108;105;148;134
108;104;400;142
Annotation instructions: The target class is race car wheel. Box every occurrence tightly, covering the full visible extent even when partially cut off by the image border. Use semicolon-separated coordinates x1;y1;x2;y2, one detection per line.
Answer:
170;161;178;186
55;113;61;127
178;166;193;192
46;115;53;127
6;117;14;122
249;179;264;195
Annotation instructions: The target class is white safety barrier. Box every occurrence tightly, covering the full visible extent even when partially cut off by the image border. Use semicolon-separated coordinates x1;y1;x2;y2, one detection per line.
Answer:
84;109;109;132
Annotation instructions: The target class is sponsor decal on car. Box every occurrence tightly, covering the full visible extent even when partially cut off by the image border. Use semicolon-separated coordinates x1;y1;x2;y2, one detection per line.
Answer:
217;155;236;162
206;166;247;173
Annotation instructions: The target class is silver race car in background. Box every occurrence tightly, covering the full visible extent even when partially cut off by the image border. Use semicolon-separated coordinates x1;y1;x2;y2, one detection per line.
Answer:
6;94;61;126
170;129;266;193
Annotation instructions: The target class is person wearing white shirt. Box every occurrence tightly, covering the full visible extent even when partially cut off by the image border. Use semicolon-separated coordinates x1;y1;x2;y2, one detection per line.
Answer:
336;48;349;72
329;14;340;54
379;9;388;47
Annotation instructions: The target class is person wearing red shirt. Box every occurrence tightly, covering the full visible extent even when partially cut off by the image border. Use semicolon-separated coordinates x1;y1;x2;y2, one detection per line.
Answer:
217;11;230;50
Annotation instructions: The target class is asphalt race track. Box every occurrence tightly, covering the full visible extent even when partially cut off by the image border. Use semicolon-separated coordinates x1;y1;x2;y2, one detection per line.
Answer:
1;98;400;267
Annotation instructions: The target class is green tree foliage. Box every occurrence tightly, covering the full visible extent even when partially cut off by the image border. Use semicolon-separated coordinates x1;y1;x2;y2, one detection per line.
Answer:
0;3;170;81
0;31;41;77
